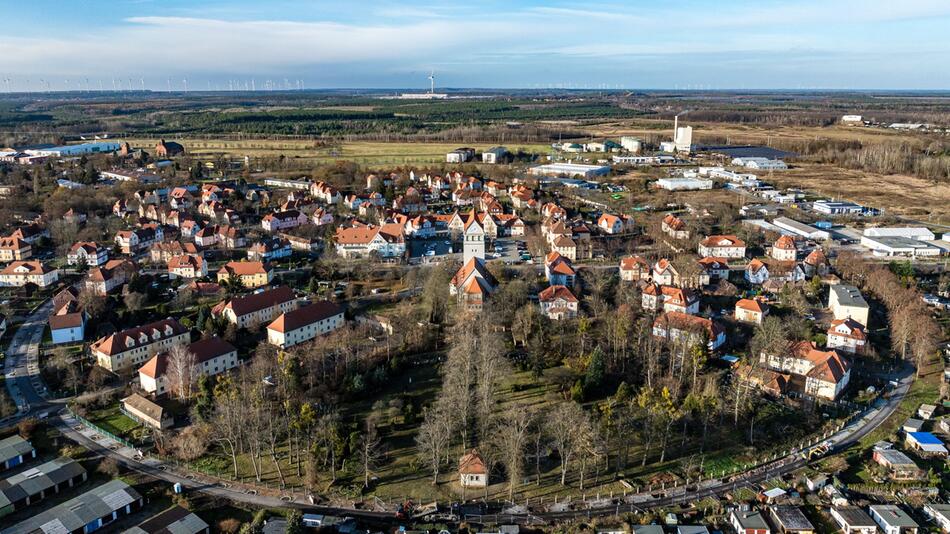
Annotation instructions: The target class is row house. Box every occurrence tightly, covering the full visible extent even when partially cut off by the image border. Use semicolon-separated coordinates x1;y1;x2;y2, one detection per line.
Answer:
247;238;292;262
212;285;298;329
281;233;321;254
194;225;245;249
662;214;690;240
449;257;498;312
0;236;31;262
698;235;746;258
167;255;207;279
485;181;506;197
113;199;135;217
760;341;851;400
0;261;59;287
334;223;406;259
216;261;274;288
149;241;200;264
266;300;345;349
92;318;190;373
511;189;537;211
653;312;726;351
138;336;238;396
261;209;308;232
134;189;161;206
404;215;437;238
538;285;579;320
545;251;576;287
67;241;108;266
392;193;426;214
85;258;137;295
642;284;699;315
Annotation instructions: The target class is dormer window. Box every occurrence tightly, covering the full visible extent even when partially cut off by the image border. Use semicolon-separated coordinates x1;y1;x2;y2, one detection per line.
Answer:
151;329;161;340
138;333;148;344
164;325;173;336
125;337;135;348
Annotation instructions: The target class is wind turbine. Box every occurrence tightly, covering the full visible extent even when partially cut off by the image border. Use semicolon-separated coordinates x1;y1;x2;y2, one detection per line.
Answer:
428;70;435;94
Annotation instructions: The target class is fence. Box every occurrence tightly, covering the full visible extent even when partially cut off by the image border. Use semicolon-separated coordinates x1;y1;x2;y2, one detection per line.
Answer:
65;405;137;450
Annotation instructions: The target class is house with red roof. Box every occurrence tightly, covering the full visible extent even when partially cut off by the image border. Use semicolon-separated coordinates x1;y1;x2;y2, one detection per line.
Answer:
771;235;798;261
652;258;680;286
85;258;136;295
266;301;345;349
212;286;298;329
662;214;690;240
545;251;576;287
138;337;238;396
539;285;579;320
745;259;770;285
827;318;867;354
735;298;769;324
459;449;488;488
597;213;623;234
216;261;273;288
642;284;699;315
0;261;60;287
167;255;207;279
334;223;405;259
91;318;190;372
760;341;851;400
652;312;726;351
698;235;746;259
619;255;651;282
0;236;32;263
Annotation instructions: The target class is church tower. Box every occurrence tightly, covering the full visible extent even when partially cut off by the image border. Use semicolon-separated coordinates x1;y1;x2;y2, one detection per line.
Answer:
463;211;485;264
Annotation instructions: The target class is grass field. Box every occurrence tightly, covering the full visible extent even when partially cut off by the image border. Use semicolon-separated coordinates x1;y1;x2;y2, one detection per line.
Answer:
125;138;551;165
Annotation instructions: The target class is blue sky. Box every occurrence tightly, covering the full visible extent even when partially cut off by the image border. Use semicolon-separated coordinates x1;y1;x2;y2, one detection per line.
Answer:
1;0;949;91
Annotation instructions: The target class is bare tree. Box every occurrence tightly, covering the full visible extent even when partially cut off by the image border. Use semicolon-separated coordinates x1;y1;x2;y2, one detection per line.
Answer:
165;344;197;401
416;406;451;485
546;402;594;486
493;407;532;500
358;417;384;489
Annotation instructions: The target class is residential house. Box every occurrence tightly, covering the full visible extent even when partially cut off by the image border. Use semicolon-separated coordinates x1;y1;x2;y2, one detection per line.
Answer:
0;261;59;287
67;241;108;266
769;506;814;534
86;258;137;295
697;257;730;283
247;238;292;262
771;235;798;261
92;318;190;372
216;261;273;288
9;223;48;244
831;507;878;534
122;394;174;430
538;285;579;320
49;301;85;344
872;448;924;480
803;249;830;277
449;257;498;312
698;235;746;258
620;256;651;282
167;255;207;279
642;284;699;315
551;235;577;262
212;286;298;329
736;298;769;324
215;225;246;249
869;505;919;534
266;301;345;349
168;187;194;209
262;210;308;232
0;237;31;263
334;223;406;259
597;214;624;234
829;284;870;327
730;510;770;534
282;233;321;254
311;208;334;227
662;214;690;240
115;227;163;254
459;449;488;488
760;341;851;400
545;252;576;287
827;318;867;354
653;312;726;351
652;259;680;286
138;337;239;396
150;241;199;264
745;259;770;285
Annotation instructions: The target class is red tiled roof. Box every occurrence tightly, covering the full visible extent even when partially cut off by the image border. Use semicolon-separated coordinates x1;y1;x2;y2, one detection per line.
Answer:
700;235;745;248
139;336;236;379
736;298;768;314
217;286;295;317
267;301;343;333
91;318;187;357
538;284;578;303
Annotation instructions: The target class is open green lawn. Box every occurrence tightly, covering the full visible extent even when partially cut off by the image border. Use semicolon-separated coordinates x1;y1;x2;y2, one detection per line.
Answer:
88;406;142;439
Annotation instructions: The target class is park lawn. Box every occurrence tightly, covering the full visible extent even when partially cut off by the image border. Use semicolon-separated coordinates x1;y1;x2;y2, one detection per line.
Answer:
88;406;142;439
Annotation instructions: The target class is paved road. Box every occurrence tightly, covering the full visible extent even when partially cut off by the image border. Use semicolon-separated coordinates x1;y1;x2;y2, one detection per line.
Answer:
2;299;55;422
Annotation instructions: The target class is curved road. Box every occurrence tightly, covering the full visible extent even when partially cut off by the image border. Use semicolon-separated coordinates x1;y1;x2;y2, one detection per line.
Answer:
3;297;914;525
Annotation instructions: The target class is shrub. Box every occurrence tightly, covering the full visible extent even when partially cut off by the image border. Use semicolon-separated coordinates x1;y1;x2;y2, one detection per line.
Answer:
218;519;241;534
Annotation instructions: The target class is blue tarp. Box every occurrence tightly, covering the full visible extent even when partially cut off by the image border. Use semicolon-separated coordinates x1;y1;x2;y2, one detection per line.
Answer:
908;432;943;445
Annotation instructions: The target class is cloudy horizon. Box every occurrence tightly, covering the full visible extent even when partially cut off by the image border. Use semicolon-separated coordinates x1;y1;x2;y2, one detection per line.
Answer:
1;0;949;92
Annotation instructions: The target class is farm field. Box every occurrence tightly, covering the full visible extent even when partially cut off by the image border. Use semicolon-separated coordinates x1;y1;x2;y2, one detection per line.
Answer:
125;138;551;165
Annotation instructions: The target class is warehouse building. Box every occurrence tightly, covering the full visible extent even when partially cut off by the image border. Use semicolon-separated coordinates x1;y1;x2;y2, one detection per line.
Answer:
773;217;831;241
812;200;865;216
860;235;942;257
24;141;121;157
529;163;610;179
655;177;713;191
863;227;935;241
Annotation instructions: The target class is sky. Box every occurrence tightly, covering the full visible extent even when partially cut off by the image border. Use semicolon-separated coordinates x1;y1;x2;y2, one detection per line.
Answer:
1;0;949;91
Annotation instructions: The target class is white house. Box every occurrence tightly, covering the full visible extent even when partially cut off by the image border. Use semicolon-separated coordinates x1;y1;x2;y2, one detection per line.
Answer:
698;235;746;258
212;286;298;329
138;337;238;396
538;285;579;320
334;224;406;259
831;507;878;534
827;318;867;354
869;505;919;534
67;242;109;267
0;261;59;287
597;214;624;235
829;284;870;327
652;312;725;351
760;341;851;400
91;318;190;373
266;301;345;349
